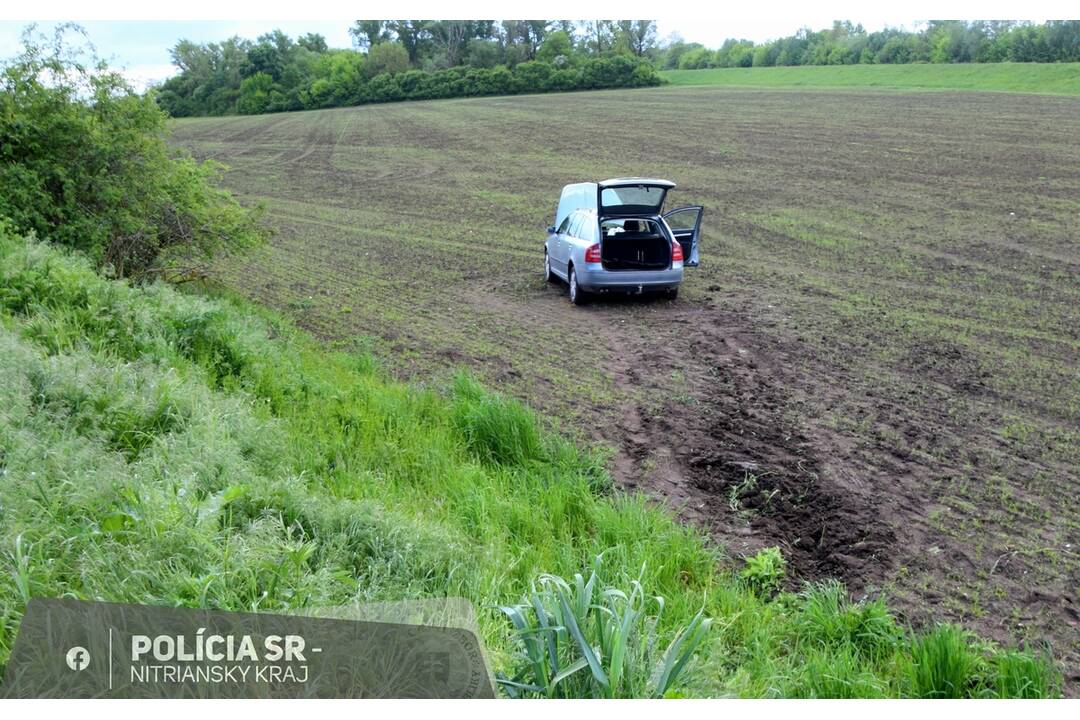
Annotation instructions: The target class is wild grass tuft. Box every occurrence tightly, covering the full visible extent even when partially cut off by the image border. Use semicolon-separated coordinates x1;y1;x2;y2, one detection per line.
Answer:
991;649;1060;698
450;373;545;467
909;623;980;698
792;581;902;662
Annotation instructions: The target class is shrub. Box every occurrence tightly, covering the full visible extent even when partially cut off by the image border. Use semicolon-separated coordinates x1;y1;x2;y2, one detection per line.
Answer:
496;557;711;698
363;41;410;79
678;47;714;70
740;546;786;597
0;25;264;278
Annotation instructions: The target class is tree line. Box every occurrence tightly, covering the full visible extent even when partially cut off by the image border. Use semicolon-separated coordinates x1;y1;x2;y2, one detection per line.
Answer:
155;20;1080;117
663;20;1080;70
156;21;662;117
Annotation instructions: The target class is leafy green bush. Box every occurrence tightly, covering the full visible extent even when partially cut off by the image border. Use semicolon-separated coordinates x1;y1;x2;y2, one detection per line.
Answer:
740;546;786;597
496;557;711;698
0;25;263;277
162;49;663;116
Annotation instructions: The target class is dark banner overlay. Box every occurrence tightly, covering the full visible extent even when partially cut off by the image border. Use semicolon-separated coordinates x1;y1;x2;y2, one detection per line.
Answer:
1;598;494;698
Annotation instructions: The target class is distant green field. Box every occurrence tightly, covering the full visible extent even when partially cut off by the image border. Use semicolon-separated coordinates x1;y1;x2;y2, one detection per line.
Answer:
661;62;1080;95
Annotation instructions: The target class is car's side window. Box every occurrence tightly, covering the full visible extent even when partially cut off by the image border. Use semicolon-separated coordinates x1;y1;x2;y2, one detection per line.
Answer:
557;215;572;234
567;213;583;240
577;217;596;243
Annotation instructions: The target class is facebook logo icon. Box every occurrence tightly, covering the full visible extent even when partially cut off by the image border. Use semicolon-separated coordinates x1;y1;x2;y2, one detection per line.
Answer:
65;646;90;672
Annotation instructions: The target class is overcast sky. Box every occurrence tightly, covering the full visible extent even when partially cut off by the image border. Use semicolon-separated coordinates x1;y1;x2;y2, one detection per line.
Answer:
0;9;1065;89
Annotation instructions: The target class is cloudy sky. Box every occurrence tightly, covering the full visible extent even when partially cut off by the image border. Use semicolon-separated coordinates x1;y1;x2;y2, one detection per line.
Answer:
0;2;1070;89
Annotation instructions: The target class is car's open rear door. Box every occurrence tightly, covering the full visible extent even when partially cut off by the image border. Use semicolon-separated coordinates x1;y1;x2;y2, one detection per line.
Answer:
663;206;703;267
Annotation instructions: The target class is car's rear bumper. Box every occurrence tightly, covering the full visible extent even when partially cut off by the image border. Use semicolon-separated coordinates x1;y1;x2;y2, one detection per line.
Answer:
576;265;683;293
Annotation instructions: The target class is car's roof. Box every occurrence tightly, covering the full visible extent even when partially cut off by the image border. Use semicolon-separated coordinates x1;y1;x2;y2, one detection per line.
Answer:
598;177;676;189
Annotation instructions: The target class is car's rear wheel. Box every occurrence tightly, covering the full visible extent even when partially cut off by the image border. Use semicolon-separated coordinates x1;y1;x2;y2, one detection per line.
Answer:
666;287;679;301
568;267;588;305
544;250;554;283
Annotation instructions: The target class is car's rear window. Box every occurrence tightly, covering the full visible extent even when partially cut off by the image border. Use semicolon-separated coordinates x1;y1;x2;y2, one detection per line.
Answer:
600;185;666;214
602;219;660;237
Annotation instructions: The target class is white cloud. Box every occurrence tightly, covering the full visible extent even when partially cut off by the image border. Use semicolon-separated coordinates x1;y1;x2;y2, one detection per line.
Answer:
119;63;178;90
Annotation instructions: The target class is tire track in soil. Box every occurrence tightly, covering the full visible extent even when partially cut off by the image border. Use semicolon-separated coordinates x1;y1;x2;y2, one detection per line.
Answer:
501;282;1079;683
474;284;898;590
609;303;897;589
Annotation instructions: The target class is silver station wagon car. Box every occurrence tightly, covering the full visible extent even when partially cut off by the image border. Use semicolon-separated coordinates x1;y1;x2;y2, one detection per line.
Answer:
543;178;703;305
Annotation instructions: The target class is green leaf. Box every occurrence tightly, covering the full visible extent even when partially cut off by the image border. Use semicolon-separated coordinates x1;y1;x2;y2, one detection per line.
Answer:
551;656;589;689
530;591;560;677
556;585;608;691
100;511;133;533
652;610;711;697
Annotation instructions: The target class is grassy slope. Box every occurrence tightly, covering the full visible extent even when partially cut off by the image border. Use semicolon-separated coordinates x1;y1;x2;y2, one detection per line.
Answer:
661;62;1080;95
0;230;1061;697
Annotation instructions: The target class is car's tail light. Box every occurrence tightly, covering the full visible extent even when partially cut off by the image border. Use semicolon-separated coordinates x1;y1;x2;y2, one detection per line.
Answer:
584;243;602;263
671;240;684;263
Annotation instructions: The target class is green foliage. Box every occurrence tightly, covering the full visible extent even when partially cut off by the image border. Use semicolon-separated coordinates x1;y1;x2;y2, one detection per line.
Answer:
659;20;1080;70
536;30;574;64
740;547;786;597
450;374;545;467
164;52;662;116
792;581;902;661
991;649;1060;698
787;646;888;698
909;624;981;698
151;20;664;117
0;25;263;277
236;71;277;114
496;557;711;698
677;47;713;70
363;42;410;79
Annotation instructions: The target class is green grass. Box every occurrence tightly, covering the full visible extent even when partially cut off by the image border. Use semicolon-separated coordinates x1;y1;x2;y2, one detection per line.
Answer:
0;229;1061;696
661;62;1080;95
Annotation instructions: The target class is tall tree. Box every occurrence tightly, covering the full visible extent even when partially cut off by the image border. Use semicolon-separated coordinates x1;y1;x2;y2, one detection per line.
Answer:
387;20;430;65
615;21;657;56
297;33;328;53
585;20;615;55
349;21;389;50
427;20;493;67
502;20;550;59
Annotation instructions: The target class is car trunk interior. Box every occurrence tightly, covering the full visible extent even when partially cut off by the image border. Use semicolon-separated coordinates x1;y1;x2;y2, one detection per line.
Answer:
600;219;671;271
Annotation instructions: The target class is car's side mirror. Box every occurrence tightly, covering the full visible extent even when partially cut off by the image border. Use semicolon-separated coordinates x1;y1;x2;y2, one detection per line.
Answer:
546;225;556;234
